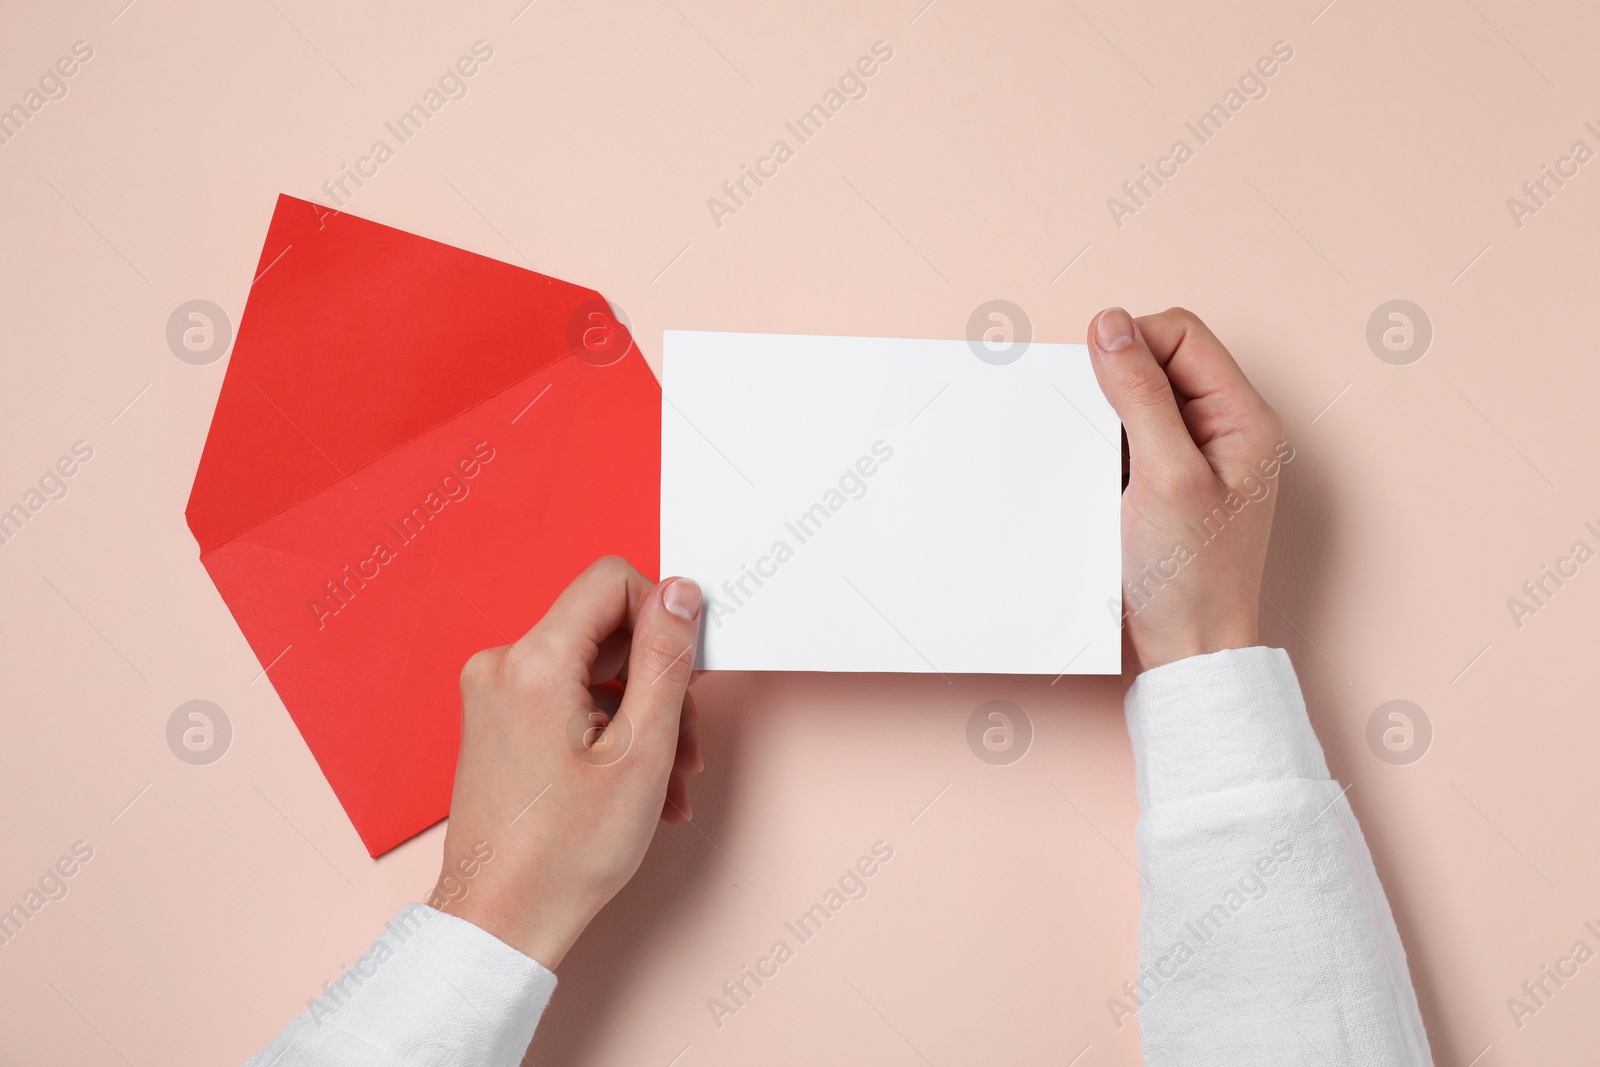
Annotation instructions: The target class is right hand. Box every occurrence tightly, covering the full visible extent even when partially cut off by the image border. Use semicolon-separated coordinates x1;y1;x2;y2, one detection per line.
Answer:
1085;307;1292;673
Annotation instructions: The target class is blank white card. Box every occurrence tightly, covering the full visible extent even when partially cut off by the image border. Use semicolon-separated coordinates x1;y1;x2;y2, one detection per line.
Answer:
660;330;1122;674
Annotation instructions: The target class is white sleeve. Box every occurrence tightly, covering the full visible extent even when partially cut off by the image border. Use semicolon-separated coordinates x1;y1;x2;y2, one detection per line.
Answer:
1122;646;1433;1066
243;904;557;1067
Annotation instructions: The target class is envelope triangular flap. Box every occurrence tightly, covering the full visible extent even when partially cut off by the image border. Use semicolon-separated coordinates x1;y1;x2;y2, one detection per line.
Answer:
185;193;602;555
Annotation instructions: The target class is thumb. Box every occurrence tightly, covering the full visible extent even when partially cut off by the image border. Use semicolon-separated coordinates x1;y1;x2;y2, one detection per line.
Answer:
1086;307;1201;477
617;577;701;763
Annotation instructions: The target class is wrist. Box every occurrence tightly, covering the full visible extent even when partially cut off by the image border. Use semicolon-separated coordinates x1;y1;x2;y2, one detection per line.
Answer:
434;871;588;971
1130;613;1259;672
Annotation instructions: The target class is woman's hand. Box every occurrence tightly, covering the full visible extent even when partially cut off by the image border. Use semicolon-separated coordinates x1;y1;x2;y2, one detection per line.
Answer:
1086;307;1292;672
430;557;704;969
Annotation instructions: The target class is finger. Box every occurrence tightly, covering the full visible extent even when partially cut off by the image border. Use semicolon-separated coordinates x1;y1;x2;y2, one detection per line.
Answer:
617;577;702;761
661;700;697;824
518;556;653;675
1087;308;1203;475
673;692;703;776
1134;308;1284;467
1133;307;1262;408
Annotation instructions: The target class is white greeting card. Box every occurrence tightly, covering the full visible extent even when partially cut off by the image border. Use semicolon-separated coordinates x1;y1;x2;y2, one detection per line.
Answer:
661;330;1122;675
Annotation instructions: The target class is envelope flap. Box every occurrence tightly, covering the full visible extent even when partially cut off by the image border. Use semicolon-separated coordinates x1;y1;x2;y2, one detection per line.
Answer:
186;194;611;554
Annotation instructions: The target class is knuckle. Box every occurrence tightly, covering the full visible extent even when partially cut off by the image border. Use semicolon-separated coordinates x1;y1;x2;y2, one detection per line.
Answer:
1239;402;1286;455
459;647;503;694
500;652;545;693
1163;305;1201;327
501;638;558;692
462;642;555;698
1262;406;1287;445
589;554;635;583
1160;306;1223;351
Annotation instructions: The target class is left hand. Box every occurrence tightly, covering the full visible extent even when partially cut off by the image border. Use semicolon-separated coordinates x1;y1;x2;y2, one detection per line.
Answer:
429;556;704;969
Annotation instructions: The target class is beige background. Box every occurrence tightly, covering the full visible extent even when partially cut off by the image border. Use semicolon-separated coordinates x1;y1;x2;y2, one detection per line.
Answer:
2;0;1597;1063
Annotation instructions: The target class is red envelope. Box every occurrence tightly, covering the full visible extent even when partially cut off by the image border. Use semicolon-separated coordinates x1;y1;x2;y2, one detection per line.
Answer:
187;194;659;856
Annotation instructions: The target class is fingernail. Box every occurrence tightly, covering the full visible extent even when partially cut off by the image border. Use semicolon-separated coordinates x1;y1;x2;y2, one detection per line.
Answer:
664;577;702;620
1095;308;1135;352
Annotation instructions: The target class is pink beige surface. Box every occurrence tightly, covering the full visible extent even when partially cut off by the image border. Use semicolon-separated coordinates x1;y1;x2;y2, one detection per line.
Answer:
1;0;1596;1063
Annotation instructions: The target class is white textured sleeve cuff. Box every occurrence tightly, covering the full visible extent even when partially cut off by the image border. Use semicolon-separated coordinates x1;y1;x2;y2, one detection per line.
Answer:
1126;645;1330;810
244;904;557;1067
